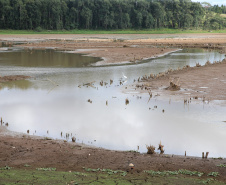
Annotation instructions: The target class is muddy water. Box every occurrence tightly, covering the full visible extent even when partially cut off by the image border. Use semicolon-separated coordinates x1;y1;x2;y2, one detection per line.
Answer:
0;48;99;67
0;47;226;157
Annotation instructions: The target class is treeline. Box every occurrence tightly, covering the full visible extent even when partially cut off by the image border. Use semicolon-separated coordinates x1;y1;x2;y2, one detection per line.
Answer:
0;0;225;31
210;5;226;14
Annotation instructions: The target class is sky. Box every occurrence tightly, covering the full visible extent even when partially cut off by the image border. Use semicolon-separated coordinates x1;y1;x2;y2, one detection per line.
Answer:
192;0;226;6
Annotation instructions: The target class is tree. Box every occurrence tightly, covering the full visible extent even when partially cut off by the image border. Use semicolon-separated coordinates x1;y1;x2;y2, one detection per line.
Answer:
0;0;224;30
80;7;92;29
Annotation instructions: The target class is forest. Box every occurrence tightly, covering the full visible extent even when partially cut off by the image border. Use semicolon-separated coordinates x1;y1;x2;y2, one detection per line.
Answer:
0;0;225;31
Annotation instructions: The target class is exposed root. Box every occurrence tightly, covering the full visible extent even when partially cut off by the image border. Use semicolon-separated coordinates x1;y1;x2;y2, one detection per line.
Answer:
125;98;129;105
146;145;156;154
166;77;180;91
158;142;164;154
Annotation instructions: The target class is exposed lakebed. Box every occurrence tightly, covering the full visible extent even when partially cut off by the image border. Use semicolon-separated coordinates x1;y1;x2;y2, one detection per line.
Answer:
0;45;226;157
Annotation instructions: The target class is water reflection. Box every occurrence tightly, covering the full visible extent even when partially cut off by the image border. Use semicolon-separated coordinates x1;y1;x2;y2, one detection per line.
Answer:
0;48;226;157
1;86;226;157
0;80;33;90
0;49;100;67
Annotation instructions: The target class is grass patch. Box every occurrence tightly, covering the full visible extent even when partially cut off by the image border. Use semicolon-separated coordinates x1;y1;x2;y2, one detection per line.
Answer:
220;14;226;18
208;172;219;177
0;166;12;170
24;164;31;167
36;167;56;171
144;169;203;177
217;164;226;168
84;168;127;176
1;29;226;35
0;168;224;184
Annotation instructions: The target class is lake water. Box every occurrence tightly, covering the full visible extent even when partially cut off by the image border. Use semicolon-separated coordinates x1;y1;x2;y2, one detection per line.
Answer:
0;45;226;158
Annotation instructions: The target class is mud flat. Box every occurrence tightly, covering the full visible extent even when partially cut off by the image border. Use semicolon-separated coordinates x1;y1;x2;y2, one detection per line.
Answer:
0;75;30;83
2;33;226;65
135;60;226;105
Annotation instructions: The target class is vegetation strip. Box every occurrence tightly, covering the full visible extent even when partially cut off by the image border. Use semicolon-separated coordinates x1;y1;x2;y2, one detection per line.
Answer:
0;168;224;184
84;168;127;176
0;0;226;31
217;164;226;167
36;167;56;171
0;166;12;170
144;169;204;177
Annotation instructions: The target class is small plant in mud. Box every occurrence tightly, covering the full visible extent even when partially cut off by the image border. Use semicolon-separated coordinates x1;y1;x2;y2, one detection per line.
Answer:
217;164;226;168
146;144;156;154
158;142;164;154
127;150;139;153
0;166;12;170
166;77;180;91
178;169;203;177
44;137;52;140
196;63;201;67
84;168;127;176
213;157;224;160
205;61;211;65
36;167;56;171
207;172;219;177
144;170;177;176
144;169;203;177
202;178;215;184
24;164;31;167
73;172;87;177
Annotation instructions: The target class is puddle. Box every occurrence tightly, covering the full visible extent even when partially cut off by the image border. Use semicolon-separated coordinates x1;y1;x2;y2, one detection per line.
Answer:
0;47;226;157
0;49;100;68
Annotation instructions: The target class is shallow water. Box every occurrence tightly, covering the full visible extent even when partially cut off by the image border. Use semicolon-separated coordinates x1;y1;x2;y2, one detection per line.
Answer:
0;46;226;157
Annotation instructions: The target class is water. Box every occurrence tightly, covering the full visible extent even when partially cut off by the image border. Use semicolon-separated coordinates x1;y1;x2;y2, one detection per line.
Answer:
0;46;226;157
0;48;99;67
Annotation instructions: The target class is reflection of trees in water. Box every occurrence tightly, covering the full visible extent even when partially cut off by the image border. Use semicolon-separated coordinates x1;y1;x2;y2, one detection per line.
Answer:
1;80;32;90
0;49;99;68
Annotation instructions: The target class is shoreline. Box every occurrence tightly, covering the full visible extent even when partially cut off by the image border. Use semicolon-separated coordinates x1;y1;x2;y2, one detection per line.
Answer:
90;48;182;66
1;125;226;182
133;59;226;105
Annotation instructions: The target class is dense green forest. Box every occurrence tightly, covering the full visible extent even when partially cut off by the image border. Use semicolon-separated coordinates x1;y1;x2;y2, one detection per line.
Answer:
0;0;225;31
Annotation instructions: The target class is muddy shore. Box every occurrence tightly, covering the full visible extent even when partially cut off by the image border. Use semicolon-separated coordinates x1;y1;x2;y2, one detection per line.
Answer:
134;60;226;104
0;75;30;83
1;33;226;64
1;126;226;182
1;34;226;182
